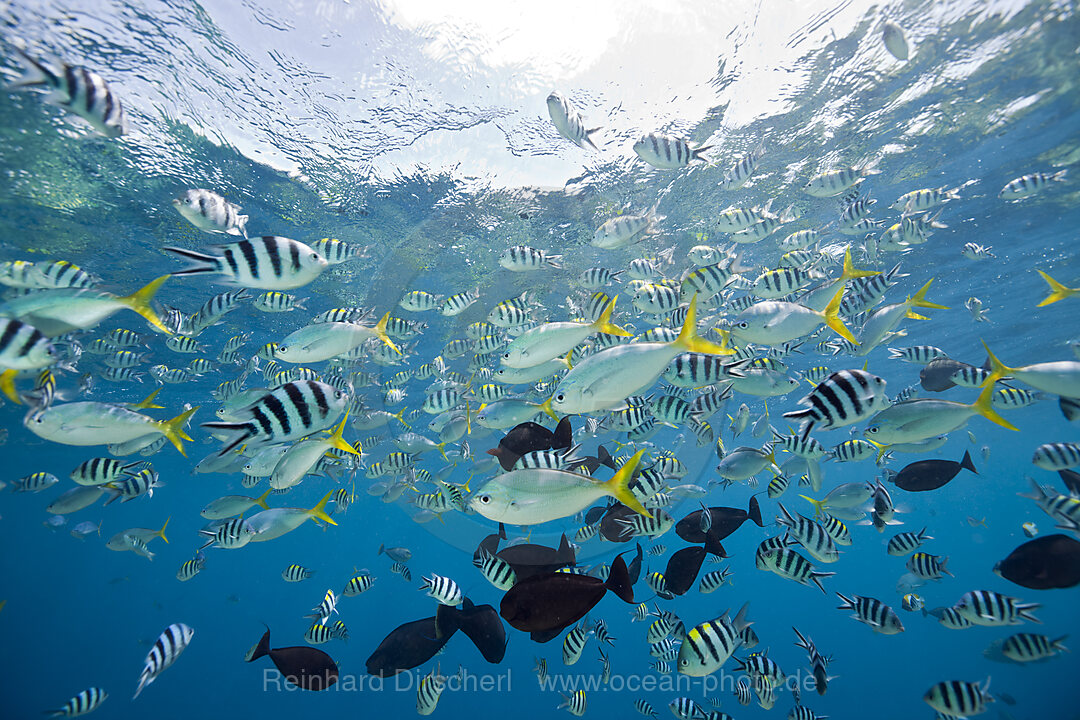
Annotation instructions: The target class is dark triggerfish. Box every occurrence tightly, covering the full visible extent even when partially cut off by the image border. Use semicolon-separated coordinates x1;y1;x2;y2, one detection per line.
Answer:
891;450;977;492
486;417;573;470
246;627;338;690
994;534;1080;590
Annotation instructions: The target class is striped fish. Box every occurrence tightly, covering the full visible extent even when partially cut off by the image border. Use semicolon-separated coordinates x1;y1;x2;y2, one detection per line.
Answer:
752;268;815;299
173;189;247;236
759;547;834;593
420;574;463;606
818;514;852;546
906;552;952;580
578;267;622;289
198;517;256;550
70;457;142;486
634;699;658;717
669;697;707;720
994;632;1069;663
633;132;710;169
343;574;375;596
47;687;108;717
955;590;1040;626
441;287;481;316
923;678;992;717
559;690;587;717
1032;442;1080;470
474;549;517;590
10;46;125;137
562;621;592;665
699;568;733;593
164;236;327;290
887;527;933;556
0;317;56;370
133;623;194;699
282;564;315;582
253;291;304;313
782;369;889;436
499;245;562;271
201;380;349;456
547;92;599;150
835;593;904;634
176;553;206;582
663;353;745;388
310;237;366;264
303;622;336;645
416;666;449;715
734;678;752;705
992;387;1042;409
189;289;251;335
793;627;830;696
676;603;750;675
775;503;839;563
999;170;1068;199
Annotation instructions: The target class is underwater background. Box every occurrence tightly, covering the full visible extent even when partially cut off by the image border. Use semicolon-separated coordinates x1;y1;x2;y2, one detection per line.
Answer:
0;1;1078;719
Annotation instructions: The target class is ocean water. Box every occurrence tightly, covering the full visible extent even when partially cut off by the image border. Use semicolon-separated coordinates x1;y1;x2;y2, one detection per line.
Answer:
1;1;1078;719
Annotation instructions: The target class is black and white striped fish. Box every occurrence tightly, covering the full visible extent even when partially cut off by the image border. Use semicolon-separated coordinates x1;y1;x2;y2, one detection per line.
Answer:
441;287;481;316
343;574;375;596
0;317;57;370
677;603;750;675
759;547;834;593
10;46;125;137
547;92;599;150
164;236;327;290
133;623;194;699
999;170;1067;199
189;289;250;335
991;632;1069;663
499;245;562;271
310;237;367;264
420;573;463;606
669;697;707;720
416;665;450;715
886;345;947;364
176;553;206;582
198;517;256;550
562;622;592;665
634;699;658;717
633;132;710;169
173;189;248;236
886;527;932;556
201;380;349;456
955;590;1040;626
719;143;765;190
835;593;904;634
47;687;108;717
474;549;517;590
559;689;587;717
698;568;733;593
793;627;830;696
923;678;992;717
906;552;952;580
282;564;315;582
776;503;839;563
782;369;889;436
578;267;623;289
1033;442;1080;470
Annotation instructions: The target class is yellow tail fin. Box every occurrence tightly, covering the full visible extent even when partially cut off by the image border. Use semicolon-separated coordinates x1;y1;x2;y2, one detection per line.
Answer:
908;279;950;310
325;414;358;455
980;341;1016;388
1036;270;1078;307
674;295;731;355
798;494;828;517
157;516;170;544
120;275;172;334
840;247;880;281
604;449;652;518
255;488;272;510
308;490;338;526
435;441;448;461
156;406;198;456
127;387;164;410
593;295;633;337
374;311;401;354
821;286;857;344
971;382;1019;432
393;408;411;429
0;369;20;404
539;397;559;422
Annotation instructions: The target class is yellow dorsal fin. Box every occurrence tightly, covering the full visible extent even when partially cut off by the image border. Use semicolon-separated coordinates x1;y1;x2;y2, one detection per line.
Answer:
1036;270;1078;307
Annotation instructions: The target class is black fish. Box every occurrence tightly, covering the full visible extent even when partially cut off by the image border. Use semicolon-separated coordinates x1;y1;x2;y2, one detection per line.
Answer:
675;496;763;543
365;605;460;676
994;533;1080;589
599;503;638;542
473;523;507;565
246;628;338;690
571;445;619;475
583;502;612;526
703;529;729;559
500;554;635;638
664;546;706;596
890;451;977;492
448;598;508;664
1059;396;1080;422
487;417;573;470
1060;469;1080;496
919;357;989;392
496;533;576;581
626;542;644;585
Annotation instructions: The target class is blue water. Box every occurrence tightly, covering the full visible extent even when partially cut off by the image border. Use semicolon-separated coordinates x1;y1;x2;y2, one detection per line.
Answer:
1;1;1078;719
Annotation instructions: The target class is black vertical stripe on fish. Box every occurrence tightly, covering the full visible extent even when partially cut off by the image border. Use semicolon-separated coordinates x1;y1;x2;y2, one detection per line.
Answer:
250;407;273;435
285;382;312;427
238;239;260;278
83;68;97;113
0;320;19;354
64;65;79;104
289;239;301;271
262;394;292;434
17;326;44;357
263;236;283;277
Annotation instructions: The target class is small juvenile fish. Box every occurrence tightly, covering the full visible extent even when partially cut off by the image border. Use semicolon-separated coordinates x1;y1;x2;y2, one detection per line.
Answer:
173;189;248;236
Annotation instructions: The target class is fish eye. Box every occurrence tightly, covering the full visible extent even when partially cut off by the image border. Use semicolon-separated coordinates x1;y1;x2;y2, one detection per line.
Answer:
866;427;878;434
478;495;491;504
736;322;748;329
556;394;564;402
502;352;510;359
